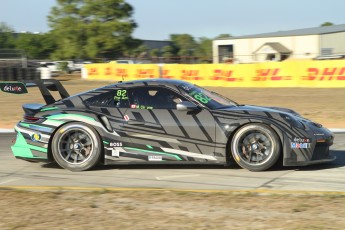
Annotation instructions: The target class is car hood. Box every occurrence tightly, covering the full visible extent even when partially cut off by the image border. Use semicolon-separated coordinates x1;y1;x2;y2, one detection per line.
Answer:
218;105;301;117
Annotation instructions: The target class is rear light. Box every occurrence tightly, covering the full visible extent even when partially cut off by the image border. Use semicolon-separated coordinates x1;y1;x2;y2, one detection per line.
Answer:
23;115;42;122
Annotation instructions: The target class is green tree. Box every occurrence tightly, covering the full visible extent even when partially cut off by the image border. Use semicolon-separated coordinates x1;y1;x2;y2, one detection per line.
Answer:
0;22;15;49
15;33;57;59
170;34;197;57
48;0;138;60
194;37;212;63
215;34;232;39
161;45;174;58
320;22;334;27
150;48;160;58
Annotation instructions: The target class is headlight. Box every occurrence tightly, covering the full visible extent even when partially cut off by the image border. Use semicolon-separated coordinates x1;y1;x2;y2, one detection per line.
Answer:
280;114;305;129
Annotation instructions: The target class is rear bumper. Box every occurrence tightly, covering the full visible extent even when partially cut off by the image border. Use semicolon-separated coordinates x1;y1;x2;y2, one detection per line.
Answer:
11;127;49;161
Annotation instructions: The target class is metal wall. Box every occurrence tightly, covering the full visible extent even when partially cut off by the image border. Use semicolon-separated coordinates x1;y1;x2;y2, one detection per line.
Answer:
320;32;345;55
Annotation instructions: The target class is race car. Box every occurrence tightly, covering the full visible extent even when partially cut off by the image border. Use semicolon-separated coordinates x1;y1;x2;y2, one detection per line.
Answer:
2;79;334;171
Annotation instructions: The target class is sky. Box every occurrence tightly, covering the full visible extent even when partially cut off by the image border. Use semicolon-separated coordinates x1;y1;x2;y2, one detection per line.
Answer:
1;0;345;40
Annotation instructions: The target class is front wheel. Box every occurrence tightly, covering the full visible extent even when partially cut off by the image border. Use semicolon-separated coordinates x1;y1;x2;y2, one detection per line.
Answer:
230;124;281;171
51;123;102;171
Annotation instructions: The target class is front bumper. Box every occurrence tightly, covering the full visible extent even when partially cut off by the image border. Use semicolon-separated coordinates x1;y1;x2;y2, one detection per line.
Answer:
283;126;335;166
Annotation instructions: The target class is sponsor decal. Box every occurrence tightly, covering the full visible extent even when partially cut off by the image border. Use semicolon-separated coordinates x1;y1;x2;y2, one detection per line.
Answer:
111;149;120;157
293;137;311;143
124;115;130;121
148;155;162;161
0;82;28;94
291;143;311;149
31;133;42;142
110;142;123;147
291;136;311;149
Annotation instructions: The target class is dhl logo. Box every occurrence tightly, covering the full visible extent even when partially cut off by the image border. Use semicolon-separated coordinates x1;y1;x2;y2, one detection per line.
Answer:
115;68;128;78
302;67;345;81
181;70;203;80
88;67;99;76
210;69;242;81
253;68;291;81
161;69;173;79
135;69;155;78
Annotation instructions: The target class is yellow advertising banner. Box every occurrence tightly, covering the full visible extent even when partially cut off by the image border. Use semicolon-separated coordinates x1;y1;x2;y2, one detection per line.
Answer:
84;60;345;87
84;63;160;81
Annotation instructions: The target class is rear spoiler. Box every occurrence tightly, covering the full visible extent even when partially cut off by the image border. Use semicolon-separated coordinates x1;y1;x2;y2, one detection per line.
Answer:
0;79;70;105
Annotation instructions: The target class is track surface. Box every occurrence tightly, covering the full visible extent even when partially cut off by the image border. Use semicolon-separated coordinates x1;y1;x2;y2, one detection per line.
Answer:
1;133;345;191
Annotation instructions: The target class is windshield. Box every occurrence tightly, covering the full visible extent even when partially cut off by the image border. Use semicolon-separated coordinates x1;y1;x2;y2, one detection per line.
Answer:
177;82;238;109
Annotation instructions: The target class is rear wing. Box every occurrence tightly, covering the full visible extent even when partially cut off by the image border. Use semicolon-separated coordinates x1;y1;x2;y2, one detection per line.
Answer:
0;79;70;105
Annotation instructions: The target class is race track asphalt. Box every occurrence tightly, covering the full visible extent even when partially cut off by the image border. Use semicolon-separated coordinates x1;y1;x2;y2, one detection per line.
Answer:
0;133;345;192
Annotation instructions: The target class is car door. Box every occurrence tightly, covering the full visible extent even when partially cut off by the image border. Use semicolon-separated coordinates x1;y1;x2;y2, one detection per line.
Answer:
119;86;219;163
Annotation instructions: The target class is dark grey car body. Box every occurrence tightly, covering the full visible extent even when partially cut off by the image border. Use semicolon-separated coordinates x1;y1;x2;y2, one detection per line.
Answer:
11;79;335;170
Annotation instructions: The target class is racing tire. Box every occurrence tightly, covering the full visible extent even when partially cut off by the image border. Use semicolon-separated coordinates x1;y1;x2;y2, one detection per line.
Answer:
231;124;281;171
51;123;102;171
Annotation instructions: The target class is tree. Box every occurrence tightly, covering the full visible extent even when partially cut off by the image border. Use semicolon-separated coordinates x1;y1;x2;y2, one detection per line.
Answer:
195;37;213;63
150;48;160;58
320;22;334;27
0;22;15;49
215;34;232;39
170;34;197;57
48;0;139;60
161;45;174;61
15;33;57;59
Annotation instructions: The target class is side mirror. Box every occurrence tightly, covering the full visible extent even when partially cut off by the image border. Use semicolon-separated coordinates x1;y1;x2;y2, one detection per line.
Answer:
176;101;199;111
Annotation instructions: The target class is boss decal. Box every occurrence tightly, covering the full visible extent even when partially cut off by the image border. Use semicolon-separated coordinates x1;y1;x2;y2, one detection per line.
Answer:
110;142;123;147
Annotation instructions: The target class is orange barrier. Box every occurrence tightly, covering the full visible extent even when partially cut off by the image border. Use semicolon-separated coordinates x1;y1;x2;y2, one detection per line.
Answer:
83;60;345;87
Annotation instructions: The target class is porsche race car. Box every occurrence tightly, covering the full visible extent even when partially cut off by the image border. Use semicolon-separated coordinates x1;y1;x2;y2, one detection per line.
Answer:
2;79;335;171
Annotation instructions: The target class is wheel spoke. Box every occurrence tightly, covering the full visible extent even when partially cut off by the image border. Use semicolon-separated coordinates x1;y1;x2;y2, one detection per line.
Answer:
64;150;72;161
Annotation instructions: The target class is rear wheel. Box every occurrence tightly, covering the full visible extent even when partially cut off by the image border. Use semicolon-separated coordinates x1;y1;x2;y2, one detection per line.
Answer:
230;124;281;171
51;123;102;171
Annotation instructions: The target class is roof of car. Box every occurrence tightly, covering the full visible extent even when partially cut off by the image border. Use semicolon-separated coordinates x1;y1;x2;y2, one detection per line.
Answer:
115;78;188;87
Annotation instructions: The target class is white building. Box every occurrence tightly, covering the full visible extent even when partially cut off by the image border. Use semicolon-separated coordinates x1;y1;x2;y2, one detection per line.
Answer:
213;24;345;63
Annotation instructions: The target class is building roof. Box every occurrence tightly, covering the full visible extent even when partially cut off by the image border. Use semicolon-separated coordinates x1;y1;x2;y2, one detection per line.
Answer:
254;42;291;54
219;24;345;40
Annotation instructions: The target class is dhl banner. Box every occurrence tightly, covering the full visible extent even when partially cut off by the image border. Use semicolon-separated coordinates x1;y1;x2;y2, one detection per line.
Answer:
83;60;345;87
84;63;160;81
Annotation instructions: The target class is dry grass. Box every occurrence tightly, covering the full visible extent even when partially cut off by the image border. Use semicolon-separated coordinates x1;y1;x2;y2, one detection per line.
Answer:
1;189;344;229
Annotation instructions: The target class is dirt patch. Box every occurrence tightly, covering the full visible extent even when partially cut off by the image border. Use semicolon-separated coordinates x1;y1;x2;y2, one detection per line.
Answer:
1;189;344;229
0;78;344;128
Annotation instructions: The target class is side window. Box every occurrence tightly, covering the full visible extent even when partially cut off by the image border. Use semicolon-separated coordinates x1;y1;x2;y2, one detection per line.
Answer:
127;87;186;109
84;89;130;108
113;88;129;108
